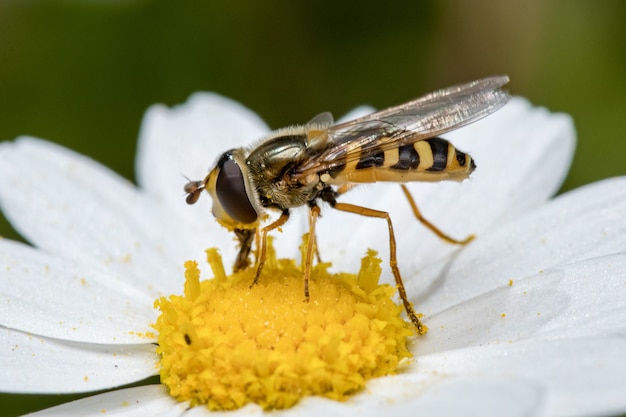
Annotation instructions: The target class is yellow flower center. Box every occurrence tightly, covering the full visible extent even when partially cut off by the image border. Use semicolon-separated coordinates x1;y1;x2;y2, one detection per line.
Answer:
152;237;414;411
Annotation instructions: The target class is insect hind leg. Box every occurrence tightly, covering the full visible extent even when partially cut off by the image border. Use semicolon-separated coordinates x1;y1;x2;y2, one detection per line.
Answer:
331;201;426;335
400;184;474;245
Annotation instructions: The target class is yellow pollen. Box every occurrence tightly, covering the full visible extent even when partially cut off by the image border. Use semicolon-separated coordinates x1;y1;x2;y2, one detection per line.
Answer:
152;237;414;411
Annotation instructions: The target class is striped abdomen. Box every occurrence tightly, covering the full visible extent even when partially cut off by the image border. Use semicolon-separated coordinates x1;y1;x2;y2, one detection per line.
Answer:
326;137;475;184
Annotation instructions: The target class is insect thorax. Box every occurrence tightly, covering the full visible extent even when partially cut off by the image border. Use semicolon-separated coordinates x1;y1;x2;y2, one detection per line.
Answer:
246;132;325;210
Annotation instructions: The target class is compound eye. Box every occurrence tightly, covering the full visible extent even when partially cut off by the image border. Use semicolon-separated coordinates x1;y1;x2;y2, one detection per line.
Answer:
215;157;258;224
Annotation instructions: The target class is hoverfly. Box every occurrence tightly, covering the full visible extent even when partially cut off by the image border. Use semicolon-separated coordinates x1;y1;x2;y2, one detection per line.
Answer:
185;76;510;334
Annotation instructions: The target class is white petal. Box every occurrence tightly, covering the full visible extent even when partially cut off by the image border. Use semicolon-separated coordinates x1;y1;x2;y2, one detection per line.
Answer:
0;327;156;393
287;377;539;417
25;385;186;417
0;137;210;297
315;97;576;276
152;377;540;417
0;239;157;343
417;338;626;417
135;92;269;214
416;253;626;354
363;376;539;417
415;177;626;314
135;93;275;270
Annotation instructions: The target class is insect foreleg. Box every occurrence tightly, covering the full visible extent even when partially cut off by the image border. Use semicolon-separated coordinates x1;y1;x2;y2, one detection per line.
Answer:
250;210;290;288
400;184;474;245
332;202;426;335
233;228;256;272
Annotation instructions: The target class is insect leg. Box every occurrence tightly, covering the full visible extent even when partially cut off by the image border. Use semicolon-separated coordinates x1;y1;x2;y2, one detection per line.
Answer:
332;202;426;335
250;210;290;288
335;183;358;196
307;205;323;264
254;228;261;264
233;228;255;272
400;184;474;245
304;205;321;300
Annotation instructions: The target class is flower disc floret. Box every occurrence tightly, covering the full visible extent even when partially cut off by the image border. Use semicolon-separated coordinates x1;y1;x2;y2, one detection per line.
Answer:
153;239;414;410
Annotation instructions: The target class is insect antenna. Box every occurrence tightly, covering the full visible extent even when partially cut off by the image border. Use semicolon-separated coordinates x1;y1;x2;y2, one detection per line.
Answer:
183;175;205;205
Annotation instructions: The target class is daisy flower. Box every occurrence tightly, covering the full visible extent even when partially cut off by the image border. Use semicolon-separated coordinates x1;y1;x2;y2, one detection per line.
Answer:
1;89;625;417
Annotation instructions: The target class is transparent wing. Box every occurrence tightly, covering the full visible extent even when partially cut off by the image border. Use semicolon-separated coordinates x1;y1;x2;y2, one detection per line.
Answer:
296;75;510;177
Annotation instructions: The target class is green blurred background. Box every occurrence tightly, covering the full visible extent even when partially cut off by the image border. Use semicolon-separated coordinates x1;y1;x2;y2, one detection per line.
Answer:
0;1;624;415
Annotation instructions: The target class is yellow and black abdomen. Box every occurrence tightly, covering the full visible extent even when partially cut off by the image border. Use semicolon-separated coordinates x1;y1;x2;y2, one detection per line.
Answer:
328;137;475;184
